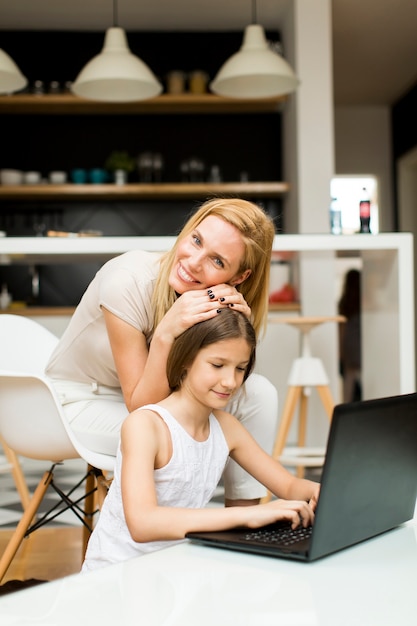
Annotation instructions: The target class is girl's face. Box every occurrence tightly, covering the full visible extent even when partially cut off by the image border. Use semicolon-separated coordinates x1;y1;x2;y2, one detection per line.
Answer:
183;337;252;409
168;215;251;294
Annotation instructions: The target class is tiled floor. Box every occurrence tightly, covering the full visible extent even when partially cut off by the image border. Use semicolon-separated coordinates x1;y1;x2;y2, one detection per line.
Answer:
0;456;89;529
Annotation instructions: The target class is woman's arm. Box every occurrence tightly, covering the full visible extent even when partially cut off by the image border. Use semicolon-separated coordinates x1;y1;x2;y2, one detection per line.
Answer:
121;411;318;545
103;308;172;412
103;285;250;412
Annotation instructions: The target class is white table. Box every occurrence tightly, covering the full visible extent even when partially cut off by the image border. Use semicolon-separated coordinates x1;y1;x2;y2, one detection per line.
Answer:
1;514;416;625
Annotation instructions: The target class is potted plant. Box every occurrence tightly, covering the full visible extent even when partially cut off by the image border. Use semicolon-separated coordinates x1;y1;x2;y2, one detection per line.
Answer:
105;150;135;185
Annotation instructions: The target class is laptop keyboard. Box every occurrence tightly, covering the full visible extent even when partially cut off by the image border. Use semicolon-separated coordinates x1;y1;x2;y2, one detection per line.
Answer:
243;523;313;548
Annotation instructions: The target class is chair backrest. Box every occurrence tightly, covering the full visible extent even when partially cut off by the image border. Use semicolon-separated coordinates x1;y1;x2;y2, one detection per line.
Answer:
0;373;78;461
0;315;115;471
0;314;58;373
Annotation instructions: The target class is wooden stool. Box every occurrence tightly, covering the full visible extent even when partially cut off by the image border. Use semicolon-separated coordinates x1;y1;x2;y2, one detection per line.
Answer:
263;315;345;502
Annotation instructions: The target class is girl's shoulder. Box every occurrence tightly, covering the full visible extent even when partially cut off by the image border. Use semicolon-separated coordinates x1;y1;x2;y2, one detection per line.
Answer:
211;409;239;431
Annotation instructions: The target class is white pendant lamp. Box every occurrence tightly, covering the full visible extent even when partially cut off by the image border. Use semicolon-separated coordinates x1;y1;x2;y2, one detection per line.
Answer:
0;48;28;95
210;2;299;99
71;1;162;102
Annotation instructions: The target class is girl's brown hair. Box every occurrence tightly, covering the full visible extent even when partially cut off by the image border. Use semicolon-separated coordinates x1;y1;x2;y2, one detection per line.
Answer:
167;308;257;391
152;197;276;337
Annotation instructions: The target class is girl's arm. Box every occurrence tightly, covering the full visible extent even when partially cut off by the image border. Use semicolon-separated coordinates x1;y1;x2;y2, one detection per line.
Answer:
121;410;318;545
103;285;249;412
217;411;320;506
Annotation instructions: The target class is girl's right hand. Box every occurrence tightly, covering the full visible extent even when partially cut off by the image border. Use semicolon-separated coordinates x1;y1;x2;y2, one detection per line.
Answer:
244;499;316;530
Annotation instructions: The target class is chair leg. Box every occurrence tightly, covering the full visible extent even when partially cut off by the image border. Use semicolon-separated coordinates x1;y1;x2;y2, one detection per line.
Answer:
82;467;97;559
0;436;31;511
0;469;53;584
81;466;113;560
96;473;113;510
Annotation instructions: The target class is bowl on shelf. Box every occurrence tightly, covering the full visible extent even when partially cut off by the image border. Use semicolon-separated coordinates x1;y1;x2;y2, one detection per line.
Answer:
0;169;24;185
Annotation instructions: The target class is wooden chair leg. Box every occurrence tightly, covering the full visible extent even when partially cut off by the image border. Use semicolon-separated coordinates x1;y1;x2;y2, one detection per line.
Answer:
96;473;113;510
0;469;53;584
82;467;96;559
0;436;31;511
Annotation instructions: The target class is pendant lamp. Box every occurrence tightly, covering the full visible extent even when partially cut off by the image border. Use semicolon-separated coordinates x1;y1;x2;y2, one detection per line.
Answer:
0;49;28;95
210;1;299;99
71;0;162;102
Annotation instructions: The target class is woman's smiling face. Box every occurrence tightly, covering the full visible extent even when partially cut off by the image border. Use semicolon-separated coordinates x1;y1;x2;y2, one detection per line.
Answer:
168;215;251;294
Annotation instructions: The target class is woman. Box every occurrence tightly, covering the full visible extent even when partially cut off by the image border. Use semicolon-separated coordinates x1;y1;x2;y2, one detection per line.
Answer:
46;197;278;506
338;268;362;402
82;310;319;572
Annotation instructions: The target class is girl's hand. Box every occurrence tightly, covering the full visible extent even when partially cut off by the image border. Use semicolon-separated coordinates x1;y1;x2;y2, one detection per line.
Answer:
244;499;316;530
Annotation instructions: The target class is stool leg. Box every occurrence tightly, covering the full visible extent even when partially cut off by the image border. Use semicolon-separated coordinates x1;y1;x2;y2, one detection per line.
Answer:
317;385;334;419
296;390;309;478
272;386;303;460
262;386;303;504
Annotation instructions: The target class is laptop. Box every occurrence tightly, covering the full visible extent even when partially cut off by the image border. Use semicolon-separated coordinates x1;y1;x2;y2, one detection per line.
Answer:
186;393;417;562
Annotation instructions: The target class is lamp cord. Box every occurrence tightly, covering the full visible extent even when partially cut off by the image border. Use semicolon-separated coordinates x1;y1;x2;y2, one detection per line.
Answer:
252;0;257;24
113;0;118;27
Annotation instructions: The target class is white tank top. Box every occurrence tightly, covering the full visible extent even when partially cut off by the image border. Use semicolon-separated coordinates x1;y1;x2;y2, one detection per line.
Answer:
82;404;229;571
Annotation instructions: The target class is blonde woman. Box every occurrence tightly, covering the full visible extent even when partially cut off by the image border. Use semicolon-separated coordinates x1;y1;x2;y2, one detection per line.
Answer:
46;197;277;506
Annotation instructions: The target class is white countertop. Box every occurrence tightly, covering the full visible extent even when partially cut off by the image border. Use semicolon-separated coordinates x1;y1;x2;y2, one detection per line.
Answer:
0;233;413;265
1;515;416;625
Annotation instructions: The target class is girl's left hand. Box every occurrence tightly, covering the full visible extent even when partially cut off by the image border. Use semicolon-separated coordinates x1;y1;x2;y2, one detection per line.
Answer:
207;283;251;319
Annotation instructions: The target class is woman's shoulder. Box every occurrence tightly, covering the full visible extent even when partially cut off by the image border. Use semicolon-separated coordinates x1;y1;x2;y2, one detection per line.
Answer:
98;250;161;292
105;250;161;272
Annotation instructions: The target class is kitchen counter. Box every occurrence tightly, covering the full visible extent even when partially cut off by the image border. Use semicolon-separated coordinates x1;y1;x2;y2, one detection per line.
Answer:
0;233;414;419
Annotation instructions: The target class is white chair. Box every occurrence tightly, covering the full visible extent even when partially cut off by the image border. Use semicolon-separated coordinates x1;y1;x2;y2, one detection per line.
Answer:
0;314;115;583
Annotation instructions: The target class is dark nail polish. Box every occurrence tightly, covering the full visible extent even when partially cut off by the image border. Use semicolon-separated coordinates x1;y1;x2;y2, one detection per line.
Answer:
229;303;234;307
219;297;225;302
209;294;215;299
216;309;222;314
207;289;213;294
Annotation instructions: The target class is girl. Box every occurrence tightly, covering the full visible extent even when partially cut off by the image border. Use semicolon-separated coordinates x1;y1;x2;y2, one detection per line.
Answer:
82;310;319;571
46;197;278;506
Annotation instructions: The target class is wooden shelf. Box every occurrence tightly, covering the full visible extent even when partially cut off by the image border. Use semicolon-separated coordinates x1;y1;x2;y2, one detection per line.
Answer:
0;182;289;202
0;303;300;316
0;93;286;115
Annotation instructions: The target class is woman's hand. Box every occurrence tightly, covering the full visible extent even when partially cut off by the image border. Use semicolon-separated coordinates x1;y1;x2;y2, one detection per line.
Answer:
205;283;252;319
155;285;251;342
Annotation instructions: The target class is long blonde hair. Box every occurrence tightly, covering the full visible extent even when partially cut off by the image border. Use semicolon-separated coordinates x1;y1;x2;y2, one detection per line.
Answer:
152;197;276;337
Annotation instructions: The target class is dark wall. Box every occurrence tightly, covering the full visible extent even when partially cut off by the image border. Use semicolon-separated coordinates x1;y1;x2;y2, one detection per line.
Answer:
0;30;283;306
391;82;417;228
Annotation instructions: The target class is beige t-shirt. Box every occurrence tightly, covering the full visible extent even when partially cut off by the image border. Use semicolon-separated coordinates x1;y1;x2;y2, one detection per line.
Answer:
46;250;161;388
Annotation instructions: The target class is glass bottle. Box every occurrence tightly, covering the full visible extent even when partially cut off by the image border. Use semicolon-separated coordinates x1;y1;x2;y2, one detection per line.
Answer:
359;187;371;233
330;197;342;235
